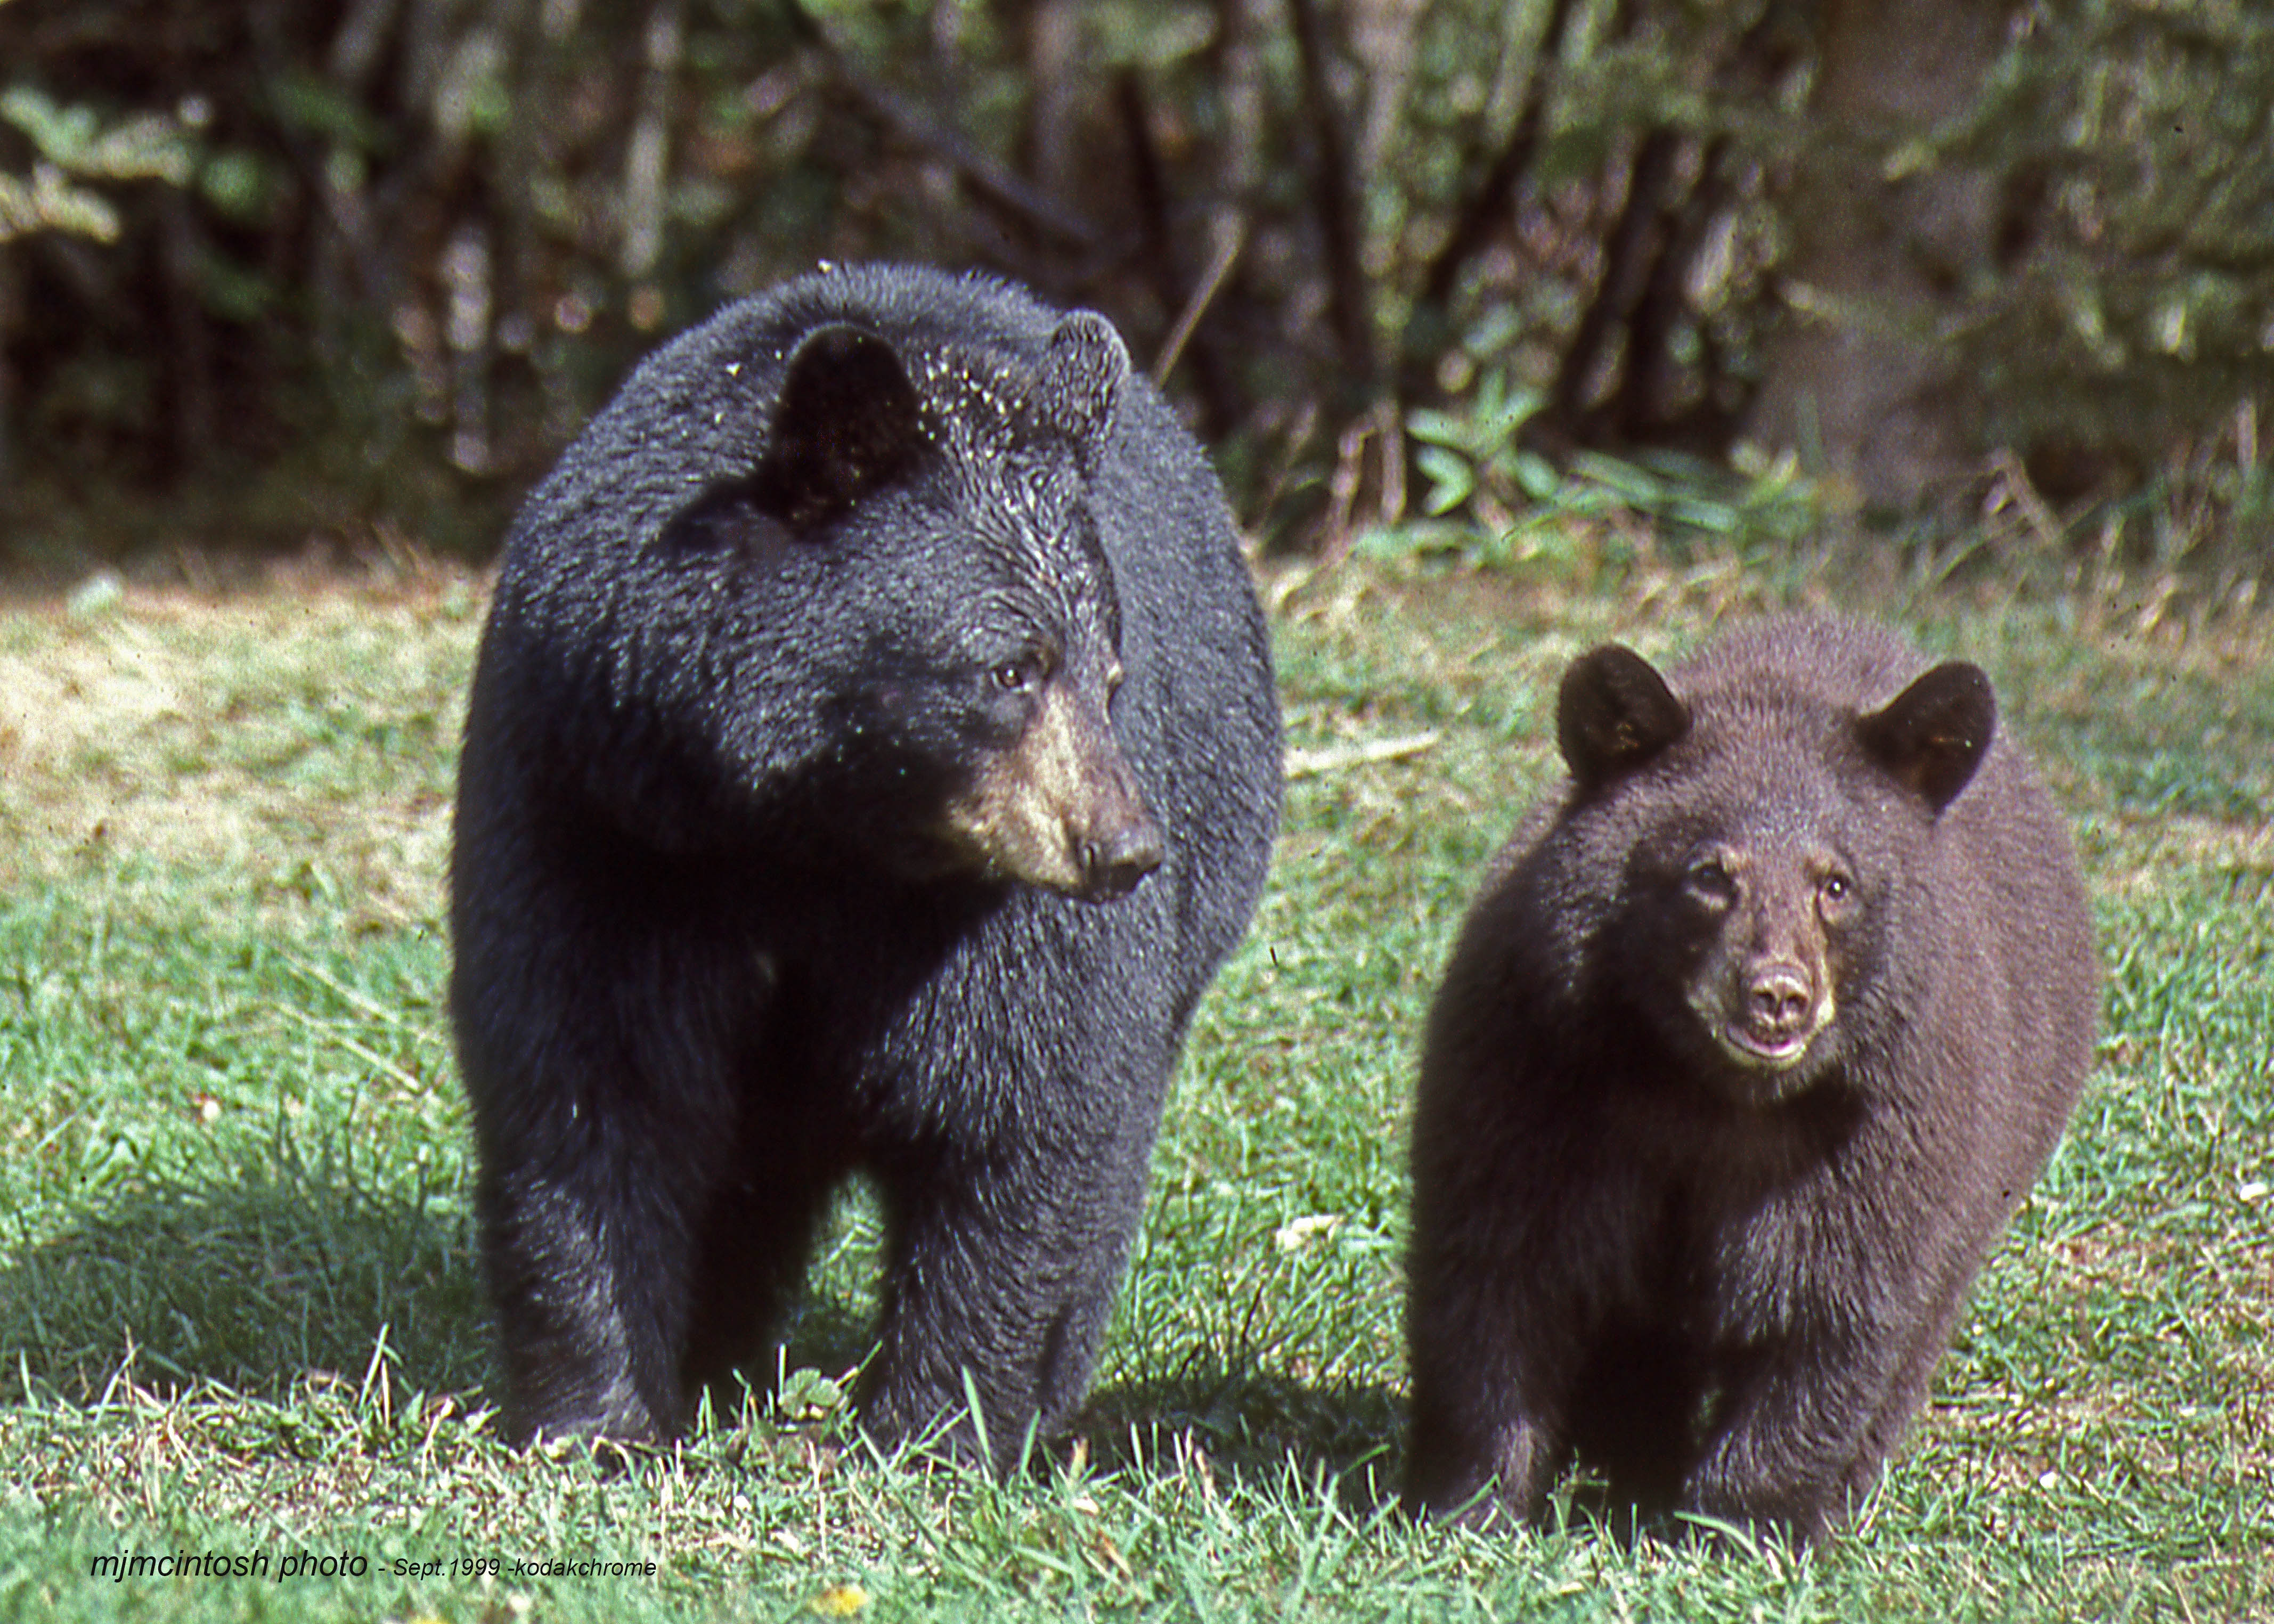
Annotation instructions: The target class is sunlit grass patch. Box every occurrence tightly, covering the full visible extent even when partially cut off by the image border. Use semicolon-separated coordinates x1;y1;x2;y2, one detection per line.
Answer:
0;552;2268;1620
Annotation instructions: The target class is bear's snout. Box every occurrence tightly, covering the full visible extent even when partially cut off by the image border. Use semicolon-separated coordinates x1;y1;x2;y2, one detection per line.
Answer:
1734;959;1825;1063
1692;944;1833;1076
1078;803;1165;900
943;679;1166;902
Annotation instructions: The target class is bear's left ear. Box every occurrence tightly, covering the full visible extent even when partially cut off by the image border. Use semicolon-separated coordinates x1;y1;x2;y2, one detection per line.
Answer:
754;323;923;528
1032;312;1129;461
1858;661;1996;813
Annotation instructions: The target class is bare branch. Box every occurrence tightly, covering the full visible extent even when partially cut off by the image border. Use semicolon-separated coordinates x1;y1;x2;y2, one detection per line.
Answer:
1397;0;1580;410
1287;0;1376;394
792;1;1102;252
1154;225;1245;389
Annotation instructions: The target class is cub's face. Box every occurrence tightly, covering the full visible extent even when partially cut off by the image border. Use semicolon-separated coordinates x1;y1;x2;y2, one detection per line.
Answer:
1556;635;1997;1108
1618;791;1879;1106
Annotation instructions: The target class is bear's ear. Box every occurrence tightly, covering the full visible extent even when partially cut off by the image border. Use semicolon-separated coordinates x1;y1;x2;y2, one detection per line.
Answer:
1032;312;1129;459
753;323;923;527
655;481;787;559
1858;660;1996;813
1558;643;1689;791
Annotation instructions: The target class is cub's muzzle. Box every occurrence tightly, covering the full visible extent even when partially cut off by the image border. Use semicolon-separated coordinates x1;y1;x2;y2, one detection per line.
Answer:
1697;953;1833;1078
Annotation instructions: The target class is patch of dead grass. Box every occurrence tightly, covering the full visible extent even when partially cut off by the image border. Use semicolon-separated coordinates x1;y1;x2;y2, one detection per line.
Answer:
0;569;486;927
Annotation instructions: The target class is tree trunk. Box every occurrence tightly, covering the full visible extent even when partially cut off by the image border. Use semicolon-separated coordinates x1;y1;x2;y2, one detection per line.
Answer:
1744;0;2014;513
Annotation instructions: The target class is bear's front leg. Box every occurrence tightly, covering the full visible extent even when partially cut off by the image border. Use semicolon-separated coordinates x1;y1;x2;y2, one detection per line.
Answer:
858;1107;1160;1474
1403;1261;1575;1529
1404;1381;1567;1530
470;1026;754;1445
1681;1325;1901;1545
478;1145;692;1445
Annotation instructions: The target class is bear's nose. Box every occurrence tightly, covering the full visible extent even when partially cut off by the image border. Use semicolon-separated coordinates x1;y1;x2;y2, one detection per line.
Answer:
1079;820;1165;901
1747;966;1814;1037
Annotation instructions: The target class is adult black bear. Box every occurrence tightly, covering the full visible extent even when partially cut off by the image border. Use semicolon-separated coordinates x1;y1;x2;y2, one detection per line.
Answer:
1403;617;2096;1544
450;264;1281;1463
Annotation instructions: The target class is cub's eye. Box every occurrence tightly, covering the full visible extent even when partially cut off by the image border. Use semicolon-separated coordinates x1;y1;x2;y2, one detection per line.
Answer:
1819;872;1853;907
1684;856;1737;904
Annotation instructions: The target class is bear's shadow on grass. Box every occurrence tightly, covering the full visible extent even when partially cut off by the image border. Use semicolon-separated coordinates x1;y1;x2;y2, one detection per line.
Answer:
745;1308;1406;1513
2;1169;1403;1513
0;1159;493;1405
1075;1370;1405;1515
0;1160;890;1432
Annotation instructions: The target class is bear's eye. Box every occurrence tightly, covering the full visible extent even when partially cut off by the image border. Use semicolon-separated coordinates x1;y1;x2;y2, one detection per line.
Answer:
1818;872;1855;913
1684;856;1737;905
992;652;1049;693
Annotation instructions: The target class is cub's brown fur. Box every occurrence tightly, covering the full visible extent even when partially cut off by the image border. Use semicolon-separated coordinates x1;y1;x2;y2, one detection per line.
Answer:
1403;617;2098;1544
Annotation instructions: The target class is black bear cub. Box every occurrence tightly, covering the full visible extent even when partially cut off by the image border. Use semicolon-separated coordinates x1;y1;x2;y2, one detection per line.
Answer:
1404;617;2096;1544
450;264;1280;1462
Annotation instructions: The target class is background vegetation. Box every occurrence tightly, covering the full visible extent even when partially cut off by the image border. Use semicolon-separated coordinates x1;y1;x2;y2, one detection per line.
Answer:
1;546;2268;1619
2;0;2270;576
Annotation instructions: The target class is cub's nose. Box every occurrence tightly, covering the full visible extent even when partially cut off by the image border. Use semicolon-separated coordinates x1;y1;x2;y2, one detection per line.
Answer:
1747;965;1815;1040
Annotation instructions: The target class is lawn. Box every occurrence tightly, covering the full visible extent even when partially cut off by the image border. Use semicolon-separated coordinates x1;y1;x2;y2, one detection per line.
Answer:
0;548;2267;1621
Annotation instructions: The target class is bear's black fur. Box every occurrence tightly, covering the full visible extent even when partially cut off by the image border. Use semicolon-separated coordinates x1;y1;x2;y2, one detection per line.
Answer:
1403;617;2097;1544
449;264;1281;1462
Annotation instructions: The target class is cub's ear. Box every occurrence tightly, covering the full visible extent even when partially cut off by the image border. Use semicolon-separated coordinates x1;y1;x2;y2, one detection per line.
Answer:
1858;660;1996;813
1558;643;1689;792
1032;312;1129;460
753;323;922;527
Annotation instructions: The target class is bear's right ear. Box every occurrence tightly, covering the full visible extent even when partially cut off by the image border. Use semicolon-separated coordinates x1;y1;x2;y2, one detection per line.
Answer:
1558;643;1690;792
1858;660;1995;813
753;323;923;527
1032;312;1129;463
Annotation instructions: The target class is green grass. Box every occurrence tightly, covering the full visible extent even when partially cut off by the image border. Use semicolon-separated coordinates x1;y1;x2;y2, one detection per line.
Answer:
0;552;2268;1621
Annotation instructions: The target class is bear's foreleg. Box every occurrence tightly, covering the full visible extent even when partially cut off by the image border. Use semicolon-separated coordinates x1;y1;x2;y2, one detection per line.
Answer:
472;1019;760;1444
478;1139;698;1444
1680;1323;1904;1544
857;1056;1169;1474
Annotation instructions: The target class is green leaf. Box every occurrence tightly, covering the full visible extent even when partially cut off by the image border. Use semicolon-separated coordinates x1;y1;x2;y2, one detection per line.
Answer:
82;114;193;184
777;1366;847;1423
0;165;121;243
1477;382;1544;447
2;88;191;182
1;87;99;166
1416;445;1477;516
267;68;393;153
1406;408;1474;451
1572;451;1668;508
1513;451;1563;502
200;151;272;223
